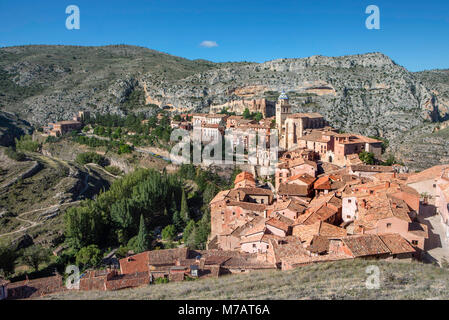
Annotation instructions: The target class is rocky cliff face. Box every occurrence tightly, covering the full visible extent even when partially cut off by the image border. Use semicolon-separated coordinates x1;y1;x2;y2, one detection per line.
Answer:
142;52;446;143
0;45;448;169
0;111;33;146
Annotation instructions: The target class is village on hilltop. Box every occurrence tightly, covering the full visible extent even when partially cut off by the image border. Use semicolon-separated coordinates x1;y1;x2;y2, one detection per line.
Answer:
2;92;449;299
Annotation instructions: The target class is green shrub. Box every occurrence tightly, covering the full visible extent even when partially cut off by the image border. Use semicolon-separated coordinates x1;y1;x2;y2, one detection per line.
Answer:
359;151;375;165
4;147;26;161
75;152;107;166
105;166;122;176
154;277;169;284
118;143;133;154
161;224;176;241
75;245;103;268
15;135;40;152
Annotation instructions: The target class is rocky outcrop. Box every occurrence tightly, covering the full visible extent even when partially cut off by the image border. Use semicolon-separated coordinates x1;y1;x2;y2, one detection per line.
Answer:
1;45;449;169
0;111;33;147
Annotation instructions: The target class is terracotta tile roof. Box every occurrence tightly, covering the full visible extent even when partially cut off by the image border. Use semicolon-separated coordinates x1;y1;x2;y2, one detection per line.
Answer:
355;193;412;229
407;165;449;184
278;158;318;170
351;165;394;173
281;253;351;266
270;212;295;226
278;183;309;197
288;173;316;185
237;187;273;196
231;216;265;237
293;221;347;243
240;233;265;244
314;176;331;190
309;192;341;209
273;199;307;214
228;188;273;201
210;190;230;204
307;235;331;254
148;248;189;265
226;200;267;212
296;204;338;225
341;234;390;257
242;220;267;237
204;256;231;266
378;234;415;254
221;257;275;269
266;217;290;232
234;172;255;185
268;236;309;264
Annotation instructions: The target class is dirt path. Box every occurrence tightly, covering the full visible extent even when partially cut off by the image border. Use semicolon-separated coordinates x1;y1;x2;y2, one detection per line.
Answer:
0;201;82;238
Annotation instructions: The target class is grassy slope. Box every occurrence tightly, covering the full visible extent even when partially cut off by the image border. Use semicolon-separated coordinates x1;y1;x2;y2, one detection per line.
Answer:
43;259;449;300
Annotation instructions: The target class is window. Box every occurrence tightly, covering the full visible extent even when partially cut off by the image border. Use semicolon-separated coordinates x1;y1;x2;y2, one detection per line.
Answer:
348;199;352;204
346;215;351;219
412;240;419;245
386;223;392;228
252;244;257;248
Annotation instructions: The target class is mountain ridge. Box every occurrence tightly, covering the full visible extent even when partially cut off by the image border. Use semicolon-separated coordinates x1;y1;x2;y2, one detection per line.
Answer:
1;45;448;169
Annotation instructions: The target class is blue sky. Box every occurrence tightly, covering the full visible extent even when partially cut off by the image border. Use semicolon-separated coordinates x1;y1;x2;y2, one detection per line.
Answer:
0;0;448;71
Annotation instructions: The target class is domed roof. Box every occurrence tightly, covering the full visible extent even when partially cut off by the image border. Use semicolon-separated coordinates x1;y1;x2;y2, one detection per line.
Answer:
278;90;289;100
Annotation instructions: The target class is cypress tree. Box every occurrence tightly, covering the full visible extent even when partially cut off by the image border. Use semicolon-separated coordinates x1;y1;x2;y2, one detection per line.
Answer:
135;214;150;253
173;210;184;232
180;189;190;223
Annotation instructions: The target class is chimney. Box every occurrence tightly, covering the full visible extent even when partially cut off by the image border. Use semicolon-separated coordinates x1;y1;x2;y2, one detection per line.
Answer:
392;202;397;209
263;210;267;219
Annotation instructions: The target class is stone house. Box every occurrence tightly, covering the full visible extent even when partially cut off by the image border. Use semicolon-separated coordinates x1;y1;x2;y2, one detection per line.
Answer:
292;221;347;246
406;165;449;200
275;158;317;189
271;199;307;220
349;165;395;178
332;134;382;166
234;172;256;189
46;120;83;137
329;234;415;260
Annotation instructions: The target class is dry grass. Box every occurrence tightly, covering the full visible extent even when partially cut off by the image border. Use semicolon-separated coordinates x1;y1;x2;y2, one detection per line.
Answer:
43;259;449;300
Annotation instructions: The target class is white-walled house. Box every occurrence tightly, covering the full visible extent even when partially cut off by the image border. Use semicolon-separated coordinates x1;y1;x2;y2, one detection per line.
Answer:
342;195;358;222
436;169;449;242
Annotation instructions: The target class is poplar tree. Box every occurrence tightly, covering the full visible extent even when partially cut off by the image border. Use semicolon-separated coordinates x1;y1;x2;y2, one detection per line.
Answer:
180;189;190;223
135;214;150;253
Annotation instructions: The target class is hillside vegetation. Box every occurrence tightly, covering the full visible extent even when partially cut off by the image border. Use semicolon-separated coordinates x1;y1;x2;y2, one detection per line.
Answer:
43;259;449;300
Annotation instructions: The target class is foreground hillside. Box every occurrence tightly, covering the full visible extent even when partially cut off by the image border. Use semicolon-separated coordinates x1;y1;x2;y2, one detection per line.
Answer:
43;260;449;300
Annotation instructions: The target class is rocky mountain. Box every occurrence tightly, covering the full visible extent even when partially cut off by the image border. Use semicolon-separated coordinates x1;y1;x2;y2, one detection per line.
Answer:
0;45;448;169
0;111;33;147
